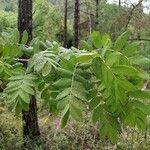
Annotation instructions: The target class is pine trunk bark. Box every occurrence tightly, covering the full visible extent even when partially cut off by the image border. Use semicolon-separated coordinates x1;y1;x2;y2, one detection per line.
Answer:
73;0;80;48
63;0;68;48
95;0;99;26
119;0;121;7
18;0;33;43
22;95;40;140
18;0;40;145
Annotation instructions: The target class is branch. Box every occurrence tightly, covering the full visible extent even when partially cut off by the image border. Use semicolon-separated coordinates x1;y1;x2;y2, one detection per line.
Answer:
124;0;144;31
129;38;150;42
14;58;29;62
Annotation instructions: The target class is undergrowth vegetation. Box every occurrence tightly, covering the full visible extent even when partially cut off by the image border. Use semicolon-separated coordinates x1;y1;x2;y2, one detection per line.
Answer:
1;106;150;150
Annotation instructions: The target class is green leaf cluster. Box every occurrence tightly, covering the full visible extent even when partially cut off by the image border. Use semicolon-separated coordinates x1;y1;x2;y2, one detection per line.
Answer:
1;31;150;143
5;74;35;114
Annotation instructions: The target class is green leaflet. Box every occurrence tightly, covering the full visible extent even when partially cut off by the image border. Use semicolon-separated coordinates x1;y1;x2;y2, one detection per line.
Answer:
60;96;85;126
132;100;150;114
19;90;30;104
91;31;102;48
98;110;120;143
21;85;34;95
92;105;102;123
112;65;138;76
56;68;88;87
57;97;69;110
76;69;91;80
105;52;121;67
129;55;150;66
0;59;12;79
5;74;35;113
53;78;72;87
14;99;23;114
70;98;83;122
61;104;70;128
101;63;114;88
116;78;136;92
29;50;59;75
101;33;112;48
42;62;52;76
128;90;150;100
124;41;142;56
124;101;148;129
114;82;122;105
14;98;29;114
0;44;20;59
124;108;147;130
89;96;101;111
92;57;102;79
79;40;92;51
114;31;129;51
71;88;87;102
56;68;73;78
56;88;71;100
92;56;114;88
77;52;98;63
100;124;118;144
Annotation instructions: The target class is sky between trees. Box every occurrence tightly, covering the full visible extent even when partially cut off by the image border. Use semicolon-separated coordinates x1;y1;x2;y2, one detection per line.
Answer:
108;0;150;13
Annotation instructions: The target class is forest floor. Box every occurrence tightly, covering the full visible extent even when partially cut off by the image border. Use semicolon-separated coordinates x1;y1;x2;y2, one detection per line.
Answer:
0;105;150;150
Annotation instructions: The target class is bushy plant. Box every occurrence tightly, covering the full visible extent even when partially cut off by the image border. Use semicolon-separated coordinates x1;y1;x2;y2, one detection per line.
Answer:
0;11;17;33
0;30;150;144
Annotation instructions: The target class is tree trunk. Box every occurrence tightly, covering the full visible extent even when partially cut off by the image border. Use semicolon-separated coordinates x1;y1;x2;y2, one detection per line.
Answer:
73;0;80;48
18;0;40;145
18;0;33;44
22;95;40;141
63;0;68;48
95;0;99;26
119;0;121;7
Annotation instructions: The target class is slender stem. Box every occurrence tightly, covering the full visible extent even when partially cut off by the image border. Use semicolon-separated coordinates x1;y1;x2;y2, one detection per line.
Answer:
69;63;79;97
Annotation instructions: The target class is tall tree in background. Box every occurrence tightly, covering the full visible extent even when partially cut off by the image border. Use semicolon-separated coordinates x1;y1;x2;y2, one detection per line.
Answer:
95;0;99;26
18;0;40;144
63;0;68;48
73;0;80;48
119;0;121;7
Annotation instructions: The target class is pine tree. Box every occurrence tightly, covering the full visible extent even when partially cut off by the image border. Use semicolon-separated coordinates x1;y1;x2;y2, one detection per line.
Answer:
95;0;99;26
119;0;121;7
18;0;40;145
63;0;68;48
73;0;80;48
